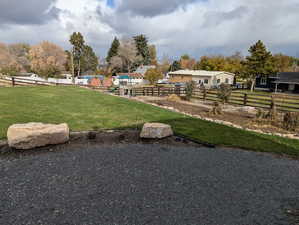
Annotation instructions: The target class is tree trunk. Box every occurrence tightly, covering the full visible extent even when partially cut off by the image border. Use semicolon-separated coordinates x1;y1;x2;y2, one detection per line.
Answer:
71;52;75;84
250;78;255;92
77;59;81;77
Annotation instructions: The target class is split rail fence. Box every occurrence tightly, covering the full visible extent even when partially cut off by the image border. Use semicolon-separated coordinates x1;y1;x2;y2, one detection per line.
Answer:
192;89;299;112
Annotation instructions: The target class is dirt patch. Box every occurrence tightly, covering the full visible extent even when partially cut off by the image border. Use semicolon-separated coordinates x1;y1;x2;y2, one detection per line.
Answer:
148;99;296;135
0;130;203;158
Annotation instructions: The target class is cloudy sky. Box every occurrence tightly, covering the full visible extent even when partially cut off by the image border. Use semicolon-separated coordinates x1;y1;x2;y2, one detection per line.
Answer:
0;0;298;61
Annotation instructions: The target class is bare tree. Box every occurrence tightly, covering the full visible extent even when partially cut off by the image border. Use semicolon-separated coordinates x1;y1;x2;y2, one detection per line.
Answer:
0;43;21;76
29;41;67;78
110;39;141;72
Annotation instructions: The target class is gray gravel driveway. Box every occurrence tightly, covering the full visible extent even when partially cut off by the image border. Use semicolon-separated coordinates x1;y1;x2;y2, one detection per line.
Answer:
1;144;299;225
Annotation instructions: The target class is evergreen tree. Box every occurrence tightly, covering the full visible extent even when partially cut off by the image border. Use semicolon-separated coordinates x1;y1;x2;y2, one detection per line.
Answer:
169;60;181;71
81;45;99;73
242;40;276;92
106;37;120;64
134;34;150;65
69;32;85;77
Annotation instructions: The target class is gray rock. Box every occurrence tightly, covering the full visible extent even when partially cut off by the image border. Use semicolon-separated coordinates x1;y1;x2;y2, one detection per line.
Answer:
7;123;69;150
238;106;258;115
140;123;173;139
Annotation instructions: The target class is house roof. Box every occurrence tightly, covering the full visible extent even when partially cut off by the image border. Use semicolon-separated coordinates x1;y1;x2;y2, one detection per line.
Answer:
134;65;156;75
274;72;299;84
168;70;235;77
117;73;144;79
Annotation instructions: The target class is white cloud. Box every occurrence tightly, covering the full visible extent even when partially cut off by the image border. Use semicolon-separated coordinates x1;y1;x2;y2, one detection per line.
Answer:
0;0;298;59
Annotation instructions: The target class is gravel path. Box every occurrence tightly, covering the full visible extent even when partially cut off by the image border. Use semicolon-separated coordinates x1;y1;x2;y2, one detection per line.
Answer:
1;144;299;225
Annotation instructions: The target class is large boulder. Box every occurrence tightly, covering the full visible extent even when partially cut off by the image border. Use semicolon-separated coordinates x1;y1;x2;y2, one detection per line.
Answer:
7;123;69;150
140;123;173;139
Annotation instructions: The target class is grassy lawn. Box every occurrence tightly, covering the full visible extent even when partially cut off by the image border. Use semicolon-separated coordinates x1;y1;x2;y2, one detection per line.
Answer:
1;86;299;156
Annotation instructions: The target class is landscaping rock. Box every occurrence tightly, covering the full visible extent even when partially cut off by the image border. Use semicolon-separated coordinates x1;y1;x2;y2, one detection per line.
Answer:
7;123;69;150
238;106;258;115
140;123;173;139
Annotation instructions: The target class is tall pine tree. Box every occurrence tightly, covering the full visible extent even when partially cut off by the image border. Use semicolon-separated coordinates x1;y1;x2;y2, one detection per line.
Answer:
243;40;276;92
106;37;120;64
81;45;99;73
69;32;85;77
134;34;150;65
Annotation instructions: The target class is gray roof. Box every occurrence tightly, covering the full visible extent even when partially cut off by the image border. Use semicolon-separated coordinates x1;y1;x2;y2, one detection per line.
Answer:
275;72;299;84
134;65;156;75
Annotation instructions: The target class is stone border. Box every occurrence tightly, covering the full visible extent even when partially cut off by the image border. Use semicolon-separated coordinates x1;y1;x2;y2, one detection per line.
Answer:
0;129;204;155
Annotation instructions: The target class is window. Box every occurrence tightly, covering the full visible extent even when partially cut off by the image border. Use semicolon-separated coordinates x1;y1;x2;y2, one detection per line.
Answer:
204;79;209;84
260;77;267;85
217;79;221;84
198;80;202;84
225;78;229;84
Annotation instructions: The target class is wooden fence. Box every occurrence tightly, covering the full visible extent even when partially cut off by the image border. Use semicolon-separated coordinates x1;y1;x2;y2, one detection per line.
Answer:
115;87;186;97
0;76;109;92
192;89;299;112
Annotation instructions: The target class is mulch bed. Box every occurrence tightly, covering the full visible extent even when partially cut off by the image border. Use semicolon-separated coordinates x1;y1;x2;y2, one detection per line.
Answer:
149;99;293;135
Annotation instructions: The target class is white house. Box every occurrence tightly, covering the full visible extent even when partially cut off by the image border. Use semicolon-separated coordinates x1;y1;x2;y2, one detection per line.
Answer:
168;70;235;88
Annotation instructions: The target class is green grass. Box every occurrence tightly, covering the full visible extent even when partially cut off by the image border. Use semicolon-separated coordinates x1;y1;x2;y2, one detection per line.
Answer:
1;86;299;156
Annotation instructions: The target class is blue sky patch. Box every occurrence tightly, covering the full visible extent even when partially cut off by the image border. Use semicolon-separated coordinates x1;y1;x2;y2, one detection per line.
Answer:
106;0;114;8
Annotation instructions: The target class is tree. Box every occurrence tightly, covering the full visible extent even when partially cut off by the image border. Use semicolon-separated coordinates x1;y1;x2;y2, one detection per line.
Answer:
180;58;196;70
242;40;276;92
81;45;99;73
29;41;67;78
0;43;21;76
158;55;171;74
181;54;190;60
149;45;157;65
169;60;181;71
134;34;150;65
144;68;163;85
69;32;85;77
110;39;141;73
8;43;30;71
106;37;120;64
273;54;295;72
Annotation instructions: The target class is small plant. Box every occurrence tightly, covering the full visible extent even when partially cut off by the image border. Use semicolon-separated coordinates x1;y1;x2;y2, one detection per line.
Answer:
283;112;299;131
185;81;196;101
210;102;222;115
217;83;232;104
266;96;278;121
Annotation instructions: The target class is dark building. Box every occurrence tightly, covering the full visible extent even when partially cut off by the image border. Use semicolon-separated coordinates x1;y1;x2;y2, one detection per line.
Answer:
256;72;299;93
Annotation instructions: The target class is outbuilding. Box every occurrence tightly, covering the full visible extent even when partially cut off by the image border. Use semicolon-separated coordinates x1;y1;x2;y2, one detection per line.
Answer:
168;70;235;88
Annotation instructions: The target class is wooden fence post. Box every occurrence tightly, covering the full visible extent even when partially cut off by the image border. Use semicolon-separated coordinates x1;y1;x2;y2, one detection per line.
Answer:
12;77;15;86
158;87;160;96
203;88;207;101
152;87;154;96
243;93;248;105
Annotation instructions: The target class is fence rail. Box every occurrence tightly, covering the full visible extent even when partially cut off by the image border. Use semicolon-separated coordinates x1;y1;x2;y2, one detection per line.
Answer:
192;89;299;112
0;76;110;92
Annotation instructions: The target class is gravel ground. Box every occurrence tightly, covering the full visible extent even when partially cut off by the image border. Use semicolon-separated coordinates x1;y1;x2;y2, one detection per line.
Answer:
1;144;299;225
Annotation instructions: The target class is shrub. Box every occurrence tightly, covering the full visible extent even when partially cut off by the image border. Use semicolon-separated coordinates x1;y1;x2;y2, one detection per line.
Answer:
210;102;222;115
217;83;232;103
185;81;196;101
283;112;299;131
